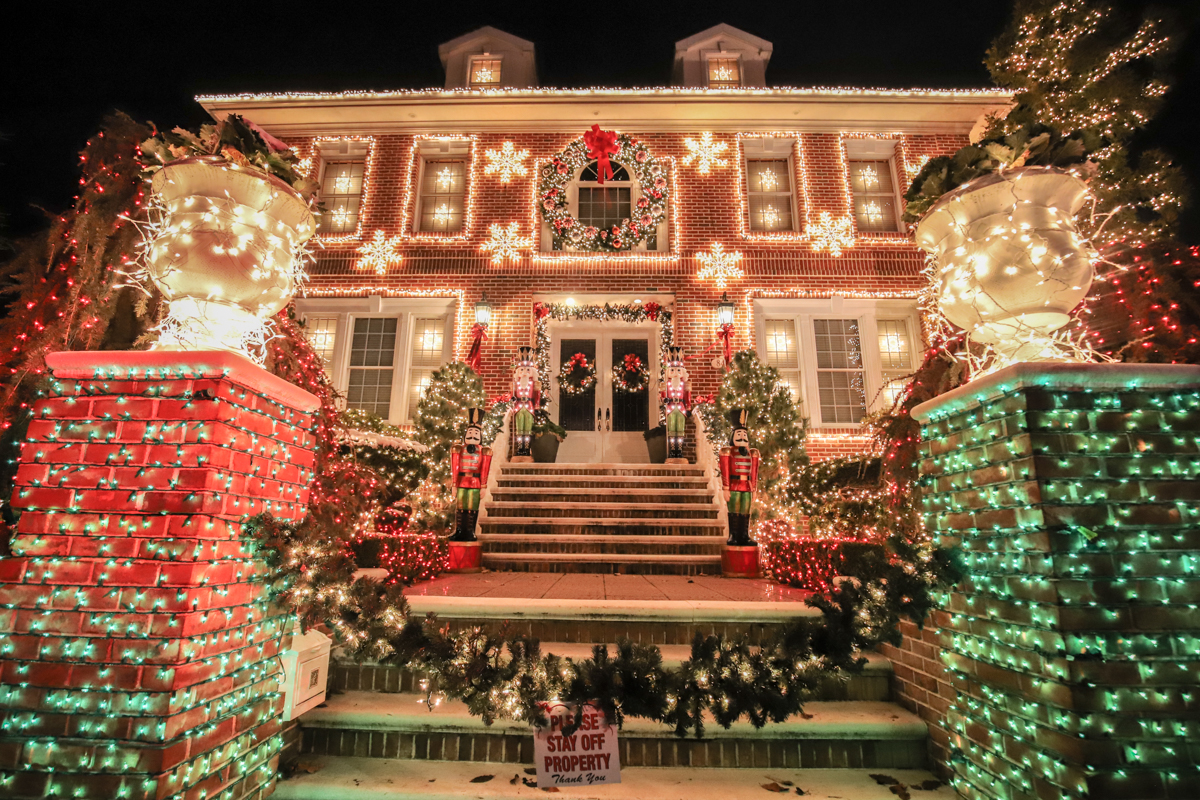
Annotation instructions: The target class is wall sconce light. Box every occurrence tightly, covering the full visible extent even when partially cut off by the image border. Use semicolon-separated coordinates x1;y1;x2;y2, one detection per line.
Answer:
475;292;493;327
717;292;735;327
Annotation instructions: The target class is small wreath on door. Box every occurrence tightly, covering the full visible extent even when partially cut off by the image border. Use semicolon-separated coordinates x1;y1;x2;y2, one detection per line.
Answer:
558;352;597;395
611;353;649;394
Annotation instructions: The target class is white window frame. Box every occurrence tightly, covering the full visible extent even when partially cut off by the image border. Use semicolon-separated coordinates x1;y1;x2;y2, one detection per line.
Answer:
315;140;371;238
844;139;904;234
412;139;471;236
540;159;668;253
705;53;742;88
754;298;920;428
294;296;456;424
467;53;503;88
743;137;798;233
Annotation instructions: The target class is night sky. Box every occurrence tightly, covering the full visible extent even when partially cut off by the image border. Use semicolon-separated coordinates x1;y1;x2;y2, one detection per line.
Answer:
3;0;1197;241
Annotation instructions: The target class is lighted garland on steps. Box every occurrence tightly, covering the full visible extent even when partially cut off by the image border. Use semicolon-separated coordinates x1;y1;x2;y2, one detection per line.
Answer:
244;511;960;737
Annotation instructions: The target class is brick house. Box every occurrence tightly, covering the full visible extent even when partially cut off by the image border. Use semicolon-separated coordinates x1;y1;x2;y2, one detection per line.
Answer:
200;23;1009;464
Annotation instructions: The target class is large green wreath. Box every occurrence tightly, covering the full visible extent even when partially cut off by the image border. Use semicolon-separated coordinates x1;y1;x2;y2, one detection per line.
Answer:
538;132;670;252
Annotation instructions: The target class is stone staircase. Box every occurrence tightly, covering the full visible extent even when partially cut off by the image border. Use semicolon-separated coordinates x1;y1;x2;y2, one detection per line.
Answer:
274;596;945;800
479;463;725;574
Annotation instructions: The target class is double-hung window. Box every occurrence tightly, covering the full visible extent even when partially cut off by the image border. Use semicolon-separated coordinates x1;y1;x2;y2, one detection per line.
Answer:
707;56;741;88
756;299;919;427
844;139;903;234
413;139;471;235
468;55;501;88
743;138;798;234
295;297;456;424
316;140;370;236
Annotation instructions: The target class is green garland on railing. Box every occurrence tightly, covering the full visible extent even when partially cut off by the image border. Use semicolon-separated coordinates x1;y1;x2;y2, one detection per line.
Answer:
245;512;960;737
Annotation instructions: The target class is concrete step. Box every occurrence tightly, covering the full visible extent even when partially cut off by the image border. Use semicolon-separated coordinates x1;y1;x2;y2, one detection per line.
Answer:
503;463;706;477
480;534;724;557
332;650;892;703
273;758;952;800
491;488;714;504
296;692;929;769
484;501;718;520
403;595;817;645
482;551;723;575
497;475;710;490
479;517;726;536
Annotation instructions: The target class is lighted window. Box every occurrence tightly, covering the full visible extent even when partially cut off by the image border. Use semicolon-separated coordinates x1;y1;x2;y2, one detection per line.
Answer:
318;159;365;234
877;318;914;407
346;317;397;417
707;57;741;88
406;317;447;421
418;159;466;233
763;319;802;402
813;318;867;424
747;158;794;232
304;317;339;368
469;57;501;88
848;159;901;233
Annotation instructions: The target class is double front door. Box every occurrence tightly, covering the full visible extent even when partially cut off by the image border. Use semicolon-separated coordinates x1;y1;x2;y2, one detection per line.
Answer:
552;328;657;463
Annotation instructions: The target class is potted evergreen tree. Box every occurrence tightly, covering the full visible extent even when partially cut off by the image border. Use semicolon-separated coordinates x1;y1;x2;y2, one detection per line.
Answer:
531;413;568;463
643;424;667;463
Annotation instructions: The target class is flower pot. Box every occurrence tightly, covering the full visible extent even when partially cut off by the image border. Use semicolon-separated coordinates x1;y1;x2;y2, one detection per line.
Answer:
147;157;316;359
914;166;1093;362
531;433;561;463
643;427;667;463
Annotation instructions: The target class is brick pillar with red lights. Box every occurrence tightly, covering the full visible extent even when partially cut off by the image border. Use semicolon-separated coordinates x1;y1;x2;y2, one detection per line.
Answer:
0;351;319;800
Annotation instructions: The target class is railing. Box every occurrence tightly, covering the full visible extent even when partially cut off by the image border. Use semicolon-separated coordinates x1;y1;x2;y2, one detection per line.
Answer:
691;408;728;528
479;411;511;526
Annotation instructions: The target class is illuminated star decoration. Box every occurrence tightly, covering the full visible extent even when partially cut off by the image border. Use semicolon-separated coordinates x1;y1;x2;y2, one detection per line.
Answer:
483;141;530;183
481;222;533;266
713;65;735;82
809;212;856;257
356;230;404;275
682;132;729;175
695;242;744;290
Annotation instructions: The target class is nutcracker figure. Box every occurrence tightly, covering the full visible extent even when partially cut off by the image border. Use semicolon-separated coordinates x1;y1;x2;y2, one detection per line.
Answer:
661;346;691;463
510;346;541;462
719;408;760;546
449;408;492;542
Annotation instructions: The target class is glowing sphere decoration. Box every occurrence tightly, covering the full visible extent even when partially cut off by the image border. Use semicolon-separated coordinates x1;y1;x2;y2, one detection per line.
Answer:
146;156;316;359
914;167;1094;364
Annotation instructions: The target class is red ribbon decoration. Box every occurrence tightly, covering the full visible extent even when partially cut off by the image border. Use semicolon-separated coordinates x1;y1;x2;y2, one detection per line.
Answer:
584;124;619;184
643;301;661;321
533;302;550;321
718;323;734;368
466;322;488;374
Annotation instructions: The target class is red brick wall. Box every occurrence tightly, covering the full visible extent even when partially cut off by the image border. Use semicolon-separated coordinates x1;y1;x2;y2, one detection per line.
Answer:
293;128;967;462
879;615;956;777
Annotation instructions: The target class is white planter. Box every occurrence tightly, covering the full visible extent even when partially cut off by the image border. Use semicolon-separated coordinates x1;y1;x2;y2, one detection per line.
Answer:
914;166;1093;362
147;157;315;358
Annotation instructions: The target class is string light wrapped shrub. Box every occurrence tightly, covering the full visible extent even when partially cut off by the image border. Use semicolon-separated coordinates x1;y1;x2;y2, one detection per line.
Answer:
146;157;316;361
914;166;1094;365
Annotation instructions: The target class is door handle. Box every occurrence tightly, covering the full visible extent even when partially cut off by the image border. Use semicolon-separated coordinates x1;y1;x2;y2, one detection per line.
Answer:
597;407;603;432
605;408;611;432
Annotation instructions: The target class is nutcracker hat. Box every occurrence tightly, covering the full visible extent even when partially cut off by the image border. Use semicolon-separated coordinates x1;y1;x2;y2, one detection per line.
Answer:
518;346;534;361
667;346;684;362
728;408;751;430
465;408;485;430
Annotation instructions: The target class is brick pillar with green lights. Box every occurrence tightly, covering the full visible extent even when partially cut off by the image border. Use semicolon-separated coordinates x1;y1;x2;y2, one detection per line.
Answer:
913;363;1200;800
0;351;318;800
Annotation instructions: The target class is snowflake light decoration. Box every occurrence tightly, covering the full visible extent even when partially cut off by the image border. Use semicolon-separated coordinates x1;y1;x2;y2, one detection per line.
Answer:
294;155;314;176
436;167;454;191
761;205;781;228
713;65;735;82
331;208;352;229
810;212;856;257
695;242;744;290
758;169;778;191
356;230;404;274
857;165;879;189
483;141;530;183
905;155;931;182
863;201;884;225
683;132;729;175
334;174;355;194
433;204;453;227
481;222;533;266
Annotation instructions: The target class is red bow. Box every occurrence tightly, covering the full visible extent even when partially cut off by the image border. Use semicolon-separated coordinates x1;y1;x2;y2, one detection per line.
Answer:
533;302;550;321
584;124;619;184
717;322;734;367
643;301;662;321
466;322;488;373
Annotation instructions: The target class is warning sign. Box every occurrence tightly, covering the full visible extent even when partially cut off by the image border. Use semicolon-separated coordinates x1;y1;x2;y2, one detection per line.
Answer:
533;702;621;788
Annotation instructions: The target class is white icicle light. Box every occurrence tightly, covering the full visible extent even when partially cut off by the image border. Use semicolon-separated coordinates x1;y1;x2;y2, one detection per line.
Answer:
914;166;1094;365
145;156;316;361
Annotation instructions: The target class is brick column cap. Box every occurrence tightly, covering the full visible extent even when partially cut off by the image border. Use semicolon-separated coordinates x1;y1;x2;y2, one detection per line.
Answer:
912;362;1200;423
46;350;321;412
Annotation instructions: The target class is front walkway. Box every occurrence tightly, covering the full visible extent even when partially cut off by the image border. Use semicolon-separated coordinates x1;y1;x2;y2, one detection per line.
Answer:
405;571;809;603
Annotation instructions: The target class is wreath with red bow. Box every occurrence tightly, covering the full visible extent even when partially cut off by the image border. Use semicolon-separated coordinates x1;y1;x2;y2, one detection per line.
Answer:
557;352;597;395
611;353;649;394
538;126;670;253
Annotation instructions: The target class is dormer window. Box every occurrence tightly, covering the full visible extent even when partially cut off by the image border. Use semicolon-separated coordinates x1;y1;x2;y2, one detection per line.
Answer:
707;56;741;88
469;55;502;88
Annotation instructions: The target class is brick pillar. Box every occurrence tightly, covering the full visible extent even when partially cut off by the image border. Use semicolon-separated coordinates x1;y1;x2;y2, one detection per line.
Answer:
913;363;1200;800
0;351;318;800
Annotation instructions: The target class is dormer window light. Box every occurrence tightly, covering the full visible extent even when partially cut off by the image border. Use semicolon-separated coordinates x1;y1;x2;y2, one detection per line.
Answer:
469;54;502;88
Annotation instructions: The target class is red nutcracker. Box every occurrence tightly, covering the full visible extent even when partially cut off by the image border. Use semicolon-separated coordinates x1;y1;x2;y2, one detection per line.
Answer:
449;408;492;542
719;408;759;546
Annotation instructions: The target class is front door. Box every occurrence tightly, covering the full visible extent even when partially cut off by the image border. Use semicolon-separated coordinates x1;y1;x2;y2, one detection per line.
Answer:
552;328;657;463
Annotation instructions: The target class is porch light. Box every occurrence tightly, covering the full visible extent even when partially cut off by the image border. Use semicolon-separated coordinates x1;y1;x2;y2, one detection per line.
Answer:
717;293;735;327
474;293;493;327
